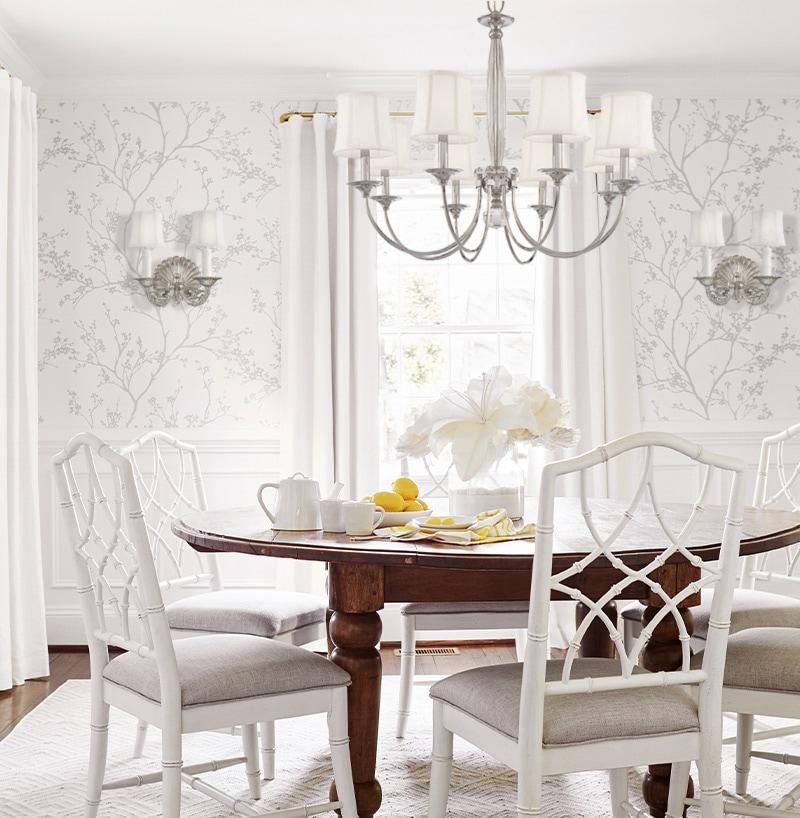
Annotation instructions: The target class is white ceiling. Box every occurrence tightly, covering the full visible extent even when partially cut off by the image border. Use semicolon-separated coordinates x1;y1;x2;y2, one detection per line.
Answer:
0;0;800;98
1;0;799;90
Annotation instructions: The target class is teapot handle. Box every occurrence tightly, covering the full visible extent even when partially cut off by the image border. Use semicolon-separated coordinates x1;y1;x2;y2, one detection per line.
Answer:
257;482;279;524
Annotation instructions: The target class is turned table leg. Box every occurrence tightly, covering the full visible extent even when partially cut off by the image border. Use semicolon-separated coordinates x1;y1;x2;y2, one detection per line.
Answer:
328;563;384;818
641;602;696;818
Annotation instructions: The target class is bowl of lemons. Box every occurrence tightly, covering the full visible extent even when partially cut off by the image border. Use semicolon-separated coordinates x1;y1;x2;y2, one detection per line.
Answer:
363;477;430;528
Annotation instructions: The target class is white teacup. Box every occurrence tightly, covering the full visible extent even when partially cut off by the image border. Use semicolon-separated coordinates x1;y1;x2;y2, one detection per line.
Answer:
343;501;386;536
320;499;346;533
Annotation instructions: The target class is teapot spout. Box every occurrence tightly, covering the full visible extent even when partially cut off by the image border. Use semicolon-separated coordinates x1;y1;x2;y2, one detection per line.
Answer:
327;481;344;500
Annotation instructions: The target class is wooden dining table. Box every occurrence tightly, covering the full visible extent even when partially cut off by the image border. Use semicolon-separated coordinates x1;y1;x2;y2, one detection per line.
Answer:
173;498;800;818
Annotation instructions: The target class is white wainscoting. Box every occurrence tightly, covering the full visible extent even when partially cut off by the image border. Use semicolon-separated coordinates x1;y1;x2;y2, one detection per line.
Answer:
40;421;800;645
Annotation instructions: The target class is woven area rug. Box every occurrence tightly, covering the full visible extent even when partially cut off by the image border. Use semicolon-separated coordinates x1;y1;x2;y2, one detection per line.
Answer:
2;676;800;817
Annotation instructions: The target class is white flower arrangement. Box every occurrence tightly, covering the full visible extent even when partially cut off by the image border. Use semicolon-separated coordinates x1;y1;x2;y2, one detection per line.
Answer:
396;366;580;482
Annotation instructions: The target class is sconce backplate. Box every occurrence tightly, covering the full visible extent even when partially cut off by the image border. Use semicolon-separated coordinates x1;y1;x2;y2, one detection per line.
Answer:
136;255;221;307
695;253;780;306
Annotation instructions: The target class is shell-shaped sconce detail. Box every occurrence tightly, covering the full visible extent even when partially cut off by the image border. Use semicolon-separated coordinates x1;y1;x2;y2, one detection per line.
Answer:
136;256;221;307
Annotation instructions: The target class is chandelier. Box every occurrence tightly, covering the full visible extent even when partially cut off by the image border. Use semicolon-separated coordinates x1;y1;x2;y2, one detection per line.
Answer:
332;1;656;264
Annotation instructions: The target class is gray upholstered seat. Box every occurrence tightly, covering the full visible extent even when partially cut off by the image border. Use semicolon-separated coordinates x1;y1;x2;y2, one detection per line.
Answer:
104;634;349;707
429;659;699;747
691;627;800;693
621;588;800;641
165;589;326;638
401;600;529;616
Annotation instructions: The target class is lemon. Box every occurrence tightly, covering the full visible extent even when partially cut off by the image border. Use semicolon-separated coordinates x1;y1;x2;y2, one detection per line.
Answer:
403;499;425;512
361;495;374;502
392;477;419;501
425;516;454;526
418;499;429;510
373;490;405;513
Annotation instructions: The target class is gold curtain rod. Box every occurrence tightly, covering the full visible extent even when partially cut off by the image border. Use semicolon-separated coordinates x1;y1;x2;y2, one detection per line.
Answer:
279;108;600;124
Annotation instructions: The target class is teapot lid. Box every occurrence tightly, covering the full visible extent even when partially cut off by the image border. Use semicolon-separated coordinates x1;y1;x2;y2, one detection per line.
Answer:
284;472;316;482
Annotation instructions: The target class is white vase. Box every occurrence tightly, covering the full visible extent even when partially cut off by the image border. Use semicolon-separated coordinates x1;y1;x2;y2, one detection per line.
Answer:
448;445;526;519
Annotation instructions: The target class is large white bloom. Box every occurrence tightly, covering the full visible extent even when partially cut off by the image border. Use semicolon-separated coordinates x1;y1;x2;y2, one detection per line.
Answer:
394;366;579;481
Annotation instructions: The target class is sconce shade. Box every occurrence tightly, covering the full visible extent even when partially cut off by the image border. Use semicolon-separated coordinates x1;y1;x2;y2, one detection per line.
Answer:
190;210;226;249
129;210;164;249
583;114;638;173
333;92;394;158
525;72;590;143
411;71;477;145
518;139;553;184
689;209;726;248
752;209;786;247
371;119;414;176
595;91;656;158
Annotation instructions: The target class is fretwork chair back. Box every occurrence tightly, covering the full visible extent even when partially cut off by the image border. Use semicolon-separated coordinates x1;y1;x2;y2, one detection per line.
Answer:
122;430;327;772
394;453;530;738
53;432;357;818
427;432;746;818
740;421;800;589
622;422;800;654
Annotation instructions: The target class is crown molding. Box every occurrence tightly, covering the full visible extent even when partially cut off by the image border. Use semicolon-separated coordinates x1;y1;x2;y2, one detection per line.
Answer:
0;21;44;89
36;65;800;103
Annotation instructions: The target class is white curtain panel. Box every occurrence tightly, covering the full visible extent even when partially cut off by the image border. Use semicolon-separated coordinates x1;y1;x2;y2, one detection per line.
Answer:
279;113;380;590
528;171;642;646
0;71;49;690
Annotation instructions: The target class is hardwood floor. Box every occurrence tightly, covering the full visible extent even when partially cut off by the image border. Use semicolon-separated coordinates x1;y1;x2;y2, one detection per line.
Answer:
0;642;518;742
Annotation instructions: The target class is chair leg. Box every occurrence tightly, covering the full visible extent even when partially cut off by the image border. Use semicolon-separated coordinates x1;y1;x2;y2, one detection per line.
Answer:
735;713;754;796
242;723;262;800
161;719;183;818
396;614;416;738
666;761;691;818
698;754;724;818
428;700;453;818
85;696;110;818
328;688;358;818
259;720;276;781
609;768;628;818
133;719;148;758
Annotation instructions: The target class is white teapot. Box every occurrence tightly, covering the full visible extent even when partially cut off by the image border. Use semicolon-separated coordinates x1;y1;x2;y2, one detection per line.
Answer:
257;472;321;531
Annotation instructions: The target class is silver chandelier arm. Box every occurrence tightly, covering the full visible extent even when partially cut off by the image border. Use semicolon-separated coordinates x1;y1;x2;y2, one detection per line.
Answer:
364;184;485;260
506;186;626;259
502;210;548;264
438;184;493;261
502;186;561;253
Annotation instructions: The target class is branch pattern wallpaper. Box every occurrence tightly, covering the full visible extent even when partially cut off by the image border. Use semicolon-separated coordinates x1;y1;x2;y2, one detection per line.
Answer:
37;96;800;434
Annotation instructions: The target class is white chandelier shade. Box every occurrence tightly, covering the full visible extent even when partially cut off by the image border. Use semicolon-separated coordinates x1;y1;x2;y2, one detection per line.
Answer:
411;71;477;145
518;139;554;184
751;209;786;247
190;209;227;249
584;114;638;173
525;72;591;143
333;92;394;158
689;209;726;248
595;91;657;159
371;119;414;176
129;210;165;249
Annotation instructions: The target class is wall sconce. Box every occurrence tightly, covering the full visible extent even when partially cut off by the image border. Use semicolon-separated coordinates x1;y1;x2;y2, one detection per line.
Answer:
131;209;225;307
690;208;784;306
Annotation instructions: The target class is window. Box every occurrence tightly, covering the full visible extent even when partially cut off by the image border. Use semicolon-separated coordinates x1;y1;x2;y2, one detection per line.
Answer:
377;181;536;480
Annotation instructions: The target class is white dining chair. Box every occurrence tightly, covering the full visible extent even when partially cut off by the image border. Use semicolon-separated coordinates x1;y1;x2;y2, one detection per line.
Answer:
53;432;357;818
122;430;327;777
395;456;529;738
680;626;800;816
426;432;746;818
621;422;800;652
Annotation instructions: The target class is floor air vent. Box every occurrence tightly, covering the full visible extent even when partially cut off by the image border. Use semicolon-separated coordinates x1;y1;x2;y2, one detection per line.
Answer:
393;647;461;657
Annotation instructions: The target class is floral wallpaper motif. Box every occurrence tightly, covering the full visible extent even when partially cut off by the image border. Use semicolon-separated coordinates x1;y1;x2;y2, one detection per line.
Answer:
38;99;290;431
37;95;800;434
628;99;800;421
